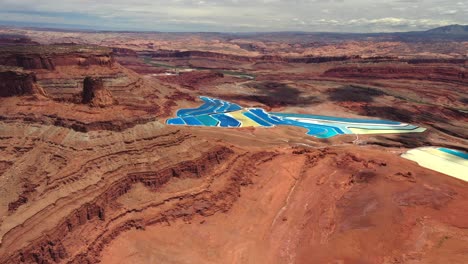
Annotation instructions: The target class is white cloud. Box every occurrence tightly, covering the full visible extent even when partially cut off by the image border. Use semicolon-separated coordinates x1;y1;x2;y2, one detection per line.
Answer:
441;10;458;15
0;0;465;31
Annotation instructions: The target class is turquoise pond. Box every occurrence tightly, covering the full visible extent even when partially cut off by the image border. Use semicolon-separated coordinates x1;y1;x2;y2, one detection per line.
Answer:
167;96;425;139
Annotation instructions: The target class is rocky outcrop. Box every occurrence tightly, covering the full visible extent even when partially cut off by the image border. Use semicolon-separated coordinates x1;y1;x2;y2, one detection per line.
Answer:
0;68;47;97
0;113;157;132
82;77;117;107
0;45;114;70
405;58;467;64
13;55;56;70
112;47;138;57
0;126;241;264
143;50;468;66
0;53;114;70
0;68;162;133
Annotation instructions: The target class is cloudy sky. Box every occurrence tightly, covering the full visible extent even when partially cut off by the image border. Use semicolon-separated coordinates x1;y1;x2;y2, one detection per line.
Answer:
0;0;466;32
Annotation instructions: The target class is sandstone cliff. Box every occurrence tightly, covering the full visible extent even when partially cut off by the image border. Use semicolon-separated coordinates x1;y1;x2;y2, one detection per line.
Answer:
323;65;467;84
0;67;47;97
0;45;114;70
112;47;138;57
82;77;117;107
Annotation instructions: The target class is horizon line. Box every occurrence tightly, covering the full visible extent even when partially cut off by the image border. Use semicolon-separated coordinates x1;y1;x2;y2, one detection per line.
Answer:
0;21;466;35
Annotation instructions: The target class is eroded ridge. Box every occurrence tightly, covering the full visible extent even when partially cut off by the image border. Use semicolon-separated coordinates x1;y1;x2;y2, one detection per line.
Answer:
0;120;246;263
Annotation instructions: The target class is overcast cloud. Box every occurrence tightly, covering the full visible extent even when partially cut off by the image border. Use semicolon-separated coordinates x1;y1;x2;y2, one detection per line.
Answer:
0;0;466;32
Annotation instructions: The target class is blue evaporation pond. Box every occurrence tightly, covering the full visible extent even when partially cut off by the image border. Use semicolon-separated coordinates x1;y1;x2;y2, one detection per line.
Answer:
212;114;241;127
216;100;232;112
176;97;215;117
182;116;204;126
249;109;282;125
176;97;242;117
168;96;424;139
306;128;337;138
226;104;242;112
281;119;342;138
248;109;344;138
439;148;468;159
167;118;185;125
243;111;273;127
196;115;219;126
188;102;223;117
271;112;402;125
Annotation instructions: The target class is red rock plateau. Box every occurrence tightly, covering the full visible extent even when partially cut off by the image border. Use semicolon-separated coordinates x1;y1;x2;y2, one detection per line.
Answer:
0;26;467;264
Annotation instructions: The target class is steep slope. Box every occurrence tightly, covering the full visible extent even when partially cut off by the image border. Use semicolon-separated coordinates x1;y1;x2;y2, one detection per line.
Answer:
0;121;251;263
0;67;47;97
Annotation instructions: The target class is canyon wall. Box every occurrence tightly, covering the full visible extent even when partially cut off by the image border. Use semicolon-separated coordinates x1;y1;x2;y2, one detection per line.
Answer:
0;44;164;132
0;68;47;97
323;65;467;84
0;46;114;70
144;50;358;64
0;121;244;263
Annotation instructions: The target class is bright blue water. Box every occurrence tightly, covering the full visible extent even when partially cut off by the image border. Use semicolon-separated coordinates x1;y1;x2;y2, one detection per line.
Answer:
167;117;186;125
182;116;204;126
176;97;242;117
215;100;231;112
187;102;223;117
212;114;241;127
176;97;212;117
271;112;402;125
167;96;421;139
226;104;242;112
248;109;282;125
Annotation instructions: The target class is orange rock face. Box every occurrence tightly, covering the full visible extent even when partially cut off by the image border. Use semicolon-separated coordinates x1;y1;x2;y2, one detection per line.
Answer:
0;45;114;70
0;67;47;97
323;65;467;85
82;77;117;107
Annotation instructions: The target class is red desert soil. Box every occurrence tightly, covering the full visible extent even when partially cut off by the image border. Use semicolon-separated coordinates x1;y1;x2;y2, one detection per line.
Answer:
100;146;468;264
0;28;467;264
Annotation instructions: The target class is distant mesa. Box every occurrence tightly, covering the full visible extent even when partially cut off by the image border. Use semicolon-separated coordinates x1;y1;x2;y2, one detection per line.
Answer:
425;24;468;35
82;77;117;107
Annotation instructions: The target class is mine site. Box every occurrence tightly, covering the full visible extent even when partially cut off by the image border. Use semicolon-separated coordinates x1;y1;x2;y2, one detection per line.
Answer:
0;1;467;263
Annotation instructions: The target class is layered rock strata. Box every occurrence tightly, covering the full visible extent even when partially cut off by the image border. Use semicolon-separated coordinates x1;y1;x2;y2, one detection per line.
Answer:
0;67;47;97
82;77;117;107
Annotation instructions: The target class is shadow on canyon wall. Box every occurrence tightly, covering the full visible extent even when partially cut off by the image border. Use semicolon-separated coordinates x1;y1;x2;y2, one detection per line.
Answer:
327;85;386;103
222;81;321;108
